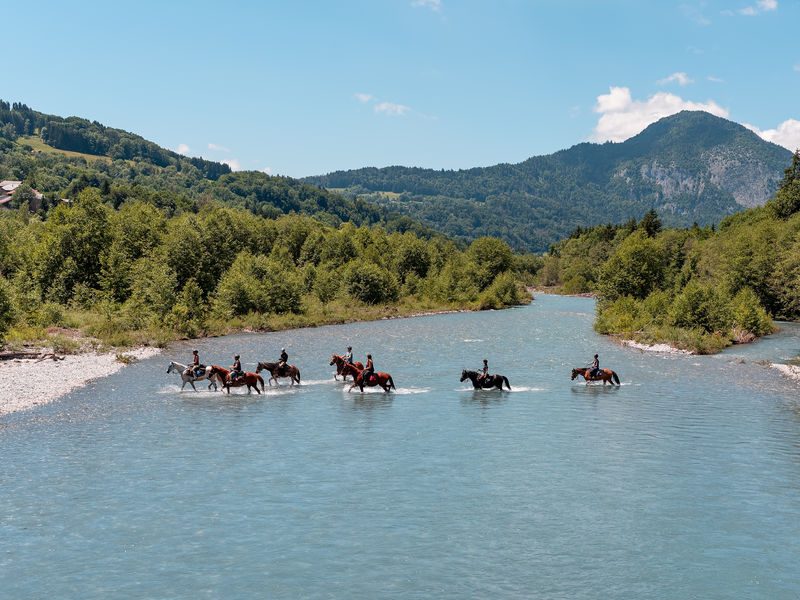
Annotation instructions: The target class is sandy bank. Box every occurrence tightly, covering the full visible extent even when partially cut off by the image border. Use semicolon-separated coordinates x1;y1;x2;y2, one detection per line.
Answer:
622;339;694;355
0;347;161;417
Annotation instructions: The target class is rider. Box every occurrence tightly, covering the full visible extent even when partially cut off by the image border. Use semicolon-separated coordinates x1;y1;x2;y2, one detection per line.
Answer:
363;353;374;384
477;359;489;384
590;354;600;378
230;354;243;383
344;346;354;365
191;349;205;377
278;347;288;375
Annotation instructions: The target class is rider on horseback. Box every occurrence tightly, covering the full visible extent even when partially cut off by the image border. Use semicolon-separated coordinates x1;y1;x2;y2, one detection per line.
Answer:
230;354;243;383
191;349;205;378
590;354;600;378
477;359;489;384
344;346;354;365
278;348;288;375
364;354;374;384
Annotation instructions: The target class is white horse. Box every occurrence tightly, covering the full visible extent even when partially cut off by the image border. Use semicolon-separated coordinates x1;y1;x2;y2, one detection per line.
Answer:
166;361;221;391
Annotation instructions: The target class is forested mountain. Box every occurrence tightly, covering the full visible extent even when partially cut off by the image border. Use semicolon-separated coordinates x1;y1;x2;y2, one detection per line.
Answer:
0;100;429;236
539;151;800;353
305;111;793;251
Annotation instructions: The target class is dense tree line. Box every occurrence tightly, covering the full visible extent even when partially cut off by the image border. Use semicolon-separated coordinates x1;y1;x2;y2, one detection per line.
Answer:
541;152;800;353
0;190;533;346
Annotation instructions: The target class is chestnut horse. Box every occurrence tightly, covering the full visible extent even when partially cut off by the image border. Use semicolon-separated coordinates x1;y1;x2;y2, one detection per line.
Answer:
329;354;364;381
571;367;621;386
208;365;265;394
347;365;396;393
256;361;301;386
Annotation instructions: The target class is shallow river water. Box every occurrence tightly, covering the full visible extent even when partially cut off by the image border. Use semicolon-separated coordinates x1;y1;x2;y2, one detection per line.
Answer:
3;294;800;599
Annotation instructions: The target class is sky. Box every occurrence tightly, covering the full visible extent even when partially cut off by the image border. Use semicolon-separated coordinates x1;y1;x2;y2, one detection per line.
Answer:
7;0;800;177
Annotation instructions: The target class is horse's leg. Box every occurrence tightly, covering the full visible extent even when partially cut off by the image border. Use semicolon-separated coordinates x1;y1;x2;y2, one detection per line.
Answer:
190;380;198;392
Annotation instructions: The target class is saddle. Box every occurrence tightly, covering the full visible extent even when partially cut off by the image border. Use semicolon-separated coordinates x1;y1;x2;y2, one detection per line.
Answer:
364;373;377;385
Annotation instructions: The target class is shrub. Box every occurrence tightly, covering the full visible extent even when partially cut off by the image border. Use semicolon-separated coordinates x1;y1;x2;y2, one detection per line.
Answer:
477;272;526;309
344;261;398;305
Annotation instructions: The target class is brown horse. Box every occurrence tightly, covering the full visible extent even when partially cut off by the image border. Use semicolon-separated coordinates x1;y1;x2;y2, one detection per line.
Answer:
256;361;301;386
208;365;265;394
329;354;364;381
347;365;396;393
571;367;621;386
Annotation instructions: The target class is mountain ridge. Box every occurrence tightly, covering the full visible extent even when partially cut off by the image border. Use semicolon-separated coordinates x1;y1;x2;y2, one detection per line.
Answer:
304;111;792;251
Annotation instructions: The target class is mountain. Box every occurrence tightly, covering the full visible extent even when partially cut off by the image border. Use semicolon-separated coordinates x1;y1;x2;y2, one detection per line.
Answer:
304;111;793;251
0;101;432;237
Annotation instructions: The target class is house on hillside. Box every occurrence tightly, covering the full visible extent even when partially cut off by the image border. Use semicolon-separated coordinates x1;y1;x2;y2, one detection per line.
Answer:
0;180;45;209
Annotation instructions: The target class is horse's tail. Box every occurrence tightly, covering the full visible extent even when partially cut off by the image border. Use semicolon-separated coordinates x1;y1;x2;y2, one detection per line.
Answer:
258;374;265;392
503;376;511;390
388;375;396;391
612;371;620;385
295;368;300;384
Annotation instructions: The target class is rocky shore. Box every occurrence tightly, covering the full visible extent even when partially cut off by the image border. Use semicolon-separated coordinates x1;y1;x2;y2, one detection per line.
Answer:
0;347;160;416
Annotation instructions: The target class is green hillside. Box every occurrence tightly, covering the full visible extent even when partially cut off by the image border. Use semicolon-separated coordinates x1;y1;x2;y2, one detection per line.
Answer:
304;111;792;251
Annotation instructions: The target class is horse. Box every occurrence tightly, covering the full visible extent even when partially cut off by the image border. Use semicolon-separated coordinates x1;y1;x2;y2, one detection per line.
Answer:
347;365;396;393
256;361;301;386
207;365;265;394
571;367;621;385
329;354;364;381
166;360;220;392
460;369;511;390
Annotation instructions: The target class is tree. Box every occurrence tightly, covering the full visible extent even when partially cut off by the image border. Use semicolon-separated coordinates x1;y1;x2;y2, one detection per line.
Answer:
639;209;662;238
344;261;398;304
0;276;14;344
467;237;513;289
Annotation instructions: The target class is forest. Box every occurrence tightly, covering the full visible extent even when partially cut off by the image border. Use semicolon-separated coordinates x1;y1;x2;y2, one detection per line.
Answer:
0;102;537;350
539;151;800;353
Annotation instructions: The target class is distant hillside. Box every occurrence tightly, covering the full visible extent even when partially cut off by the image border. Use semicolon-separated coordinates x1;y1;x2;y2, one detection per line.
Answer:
304;112;792;251
0;100;431;236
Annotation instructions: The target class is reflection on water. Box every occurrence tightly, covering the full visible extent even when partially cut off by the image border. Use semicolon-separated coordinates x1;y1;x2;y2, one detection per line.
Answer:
2;294;800;599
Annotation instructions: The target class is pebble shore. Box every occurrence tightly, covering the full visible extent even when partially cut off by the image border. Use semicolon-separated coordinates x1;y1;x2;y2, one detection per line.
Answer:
0;347;161;416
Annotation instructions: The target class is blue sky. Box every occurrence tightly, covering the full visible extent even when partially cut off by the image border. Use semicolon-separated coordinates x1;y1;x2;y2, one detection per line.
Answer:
9;0;800;177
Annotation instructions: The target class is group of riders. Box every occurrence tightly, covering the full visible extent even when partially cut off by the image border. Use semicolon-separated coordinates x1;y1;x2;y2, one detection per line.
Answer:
184;345;378;385
184;345;606;387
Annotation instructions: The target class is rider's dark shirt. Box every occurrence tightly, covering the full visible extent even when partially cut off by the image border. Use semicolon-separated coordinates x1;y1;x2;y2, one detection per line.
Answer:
280;351;288;363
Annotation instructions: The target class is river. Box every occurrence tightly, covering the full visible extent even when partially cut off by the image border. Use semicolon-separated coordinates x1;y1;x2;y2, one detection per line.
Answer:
2;294;800;598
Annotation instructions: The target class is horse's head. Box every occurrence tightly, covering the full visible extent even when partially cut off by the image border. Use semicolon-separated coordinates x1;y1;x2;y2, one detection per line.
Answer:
571;368;580;380
460;370;469;382
330;354;341;366
255;362;263;373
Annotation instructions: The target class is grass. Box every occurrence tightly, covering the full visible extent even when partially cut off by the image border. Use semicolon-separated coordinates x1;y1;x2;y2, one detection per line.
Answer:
18;135;113;164
4;294;524;355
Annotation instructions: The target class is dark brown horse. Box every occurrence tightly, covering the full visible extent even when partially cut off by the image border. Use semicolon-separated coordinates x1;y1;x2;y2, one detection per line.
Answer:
256;361;301;386
347;365;396;393
571;367;621;385
460;369;511;390
329;354;364;381
208;365;265;394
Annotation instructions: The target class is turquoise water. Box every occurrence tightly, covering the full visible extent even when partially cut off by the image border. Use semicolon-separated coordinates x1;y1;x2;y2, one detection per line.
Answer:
3;294;800;599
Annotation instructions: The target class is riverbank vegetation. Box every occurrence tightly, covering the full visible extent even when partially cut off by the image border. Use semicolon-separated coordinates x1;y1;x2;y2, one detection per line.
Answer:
0;192;534;351
539;151;800;353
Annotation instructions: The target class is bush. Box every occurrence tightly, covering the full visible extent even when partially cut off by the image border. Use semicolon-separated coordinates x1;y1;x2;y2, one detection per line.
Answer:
730;287;774;336
0;277;14;344
669;281;732;334
344;261;398;305
477;272;527;309
314;267;341;304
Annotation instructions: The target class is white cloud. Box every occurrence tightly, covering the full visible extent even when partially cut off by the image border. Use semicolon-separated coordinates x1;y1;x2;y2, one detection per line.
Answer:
707;75;725;83
744;119;800;151
374;102;411;116
260;167;273;175
222;159;242;171
658;72;694;86
208;142;231;153
733;0;777;15
354;93;374;103
412;0;442;11
591;86;729;142
176;143;190;155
